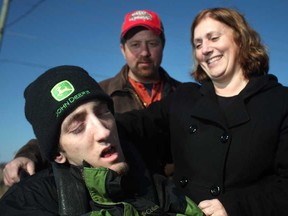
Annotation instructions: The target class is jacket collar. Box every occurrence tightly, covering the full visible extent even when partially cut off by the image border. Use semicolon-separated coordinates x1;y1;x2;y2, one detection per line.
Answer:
83;167;118;203
81;139;156;203
103;64;179;96
191;83;230;129
191;74;280;129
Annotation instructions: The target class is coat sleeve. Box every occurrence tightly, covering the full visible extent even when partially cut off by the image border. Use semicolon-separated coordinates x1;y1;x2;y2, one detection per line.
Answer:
115;95;170;145
115;83;197;146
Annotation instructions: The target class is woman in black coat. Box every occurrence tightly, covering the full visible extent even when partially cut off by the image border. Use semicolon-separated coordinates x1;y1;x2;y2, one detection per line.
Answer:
116;7;288;216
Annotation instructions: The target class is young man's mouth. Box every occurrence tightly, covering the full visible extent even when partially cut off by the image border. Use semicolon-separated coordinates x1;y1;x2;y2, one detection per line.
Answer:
101;146;118;159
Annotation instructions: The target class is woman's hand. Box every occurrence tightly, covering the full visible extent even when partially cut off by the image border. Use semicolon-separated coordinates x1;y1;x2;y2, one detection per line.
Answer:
198;199;228;216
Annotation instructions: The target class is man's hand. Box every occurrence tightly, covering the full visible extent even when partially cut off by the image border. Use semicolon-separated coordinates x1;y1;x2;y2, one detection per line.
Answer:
198;199;228;216
3;157;35;186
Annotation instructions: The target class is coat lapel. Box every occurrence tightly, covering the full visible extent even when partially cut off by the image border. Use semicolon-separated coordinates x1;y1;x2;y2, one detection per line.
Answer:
223;97;250;128
190;81;250;129
190;85;227;129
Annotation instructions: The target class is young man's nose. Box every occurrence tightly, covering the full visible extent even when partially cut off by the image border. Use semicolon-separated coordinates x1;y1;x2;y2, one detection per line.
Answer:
89;116;110;143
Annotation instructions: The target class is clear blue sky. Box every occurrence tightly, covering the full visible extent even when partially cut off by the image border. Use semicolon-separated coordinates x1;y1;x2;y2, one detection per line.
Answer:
0;0;287;163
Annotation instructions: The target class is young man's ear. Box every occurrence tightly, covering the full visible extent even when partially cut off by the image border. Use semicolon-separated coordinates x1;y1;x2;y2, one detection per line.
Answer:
54;152;67;164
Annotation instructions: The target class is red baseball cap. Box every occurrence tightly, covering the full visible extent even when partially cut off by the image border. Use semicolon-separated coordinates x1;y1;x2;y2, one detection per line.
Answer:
121;10;163;39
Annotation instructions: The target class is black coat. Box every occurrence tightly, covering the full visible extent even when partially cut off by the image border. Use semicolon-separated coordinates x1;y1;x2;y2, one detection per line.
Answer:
116;74;288;216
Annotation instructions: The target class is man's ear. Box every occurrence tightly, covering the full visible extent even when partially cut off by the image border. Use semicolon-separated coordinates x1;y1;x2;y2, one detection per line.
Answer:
54;152;67;164
120;44;126;60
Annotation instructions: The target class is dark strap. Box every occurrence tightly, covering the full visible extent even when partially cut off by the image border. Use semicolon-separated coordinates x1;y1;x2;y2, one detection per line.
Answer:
52;162;90;216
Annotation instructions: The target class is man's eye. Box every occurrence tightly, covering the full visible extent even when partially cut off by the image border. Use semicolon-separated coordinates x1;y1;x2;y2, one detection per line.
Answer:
129;43;140;48
195;43;202;49
96;109;111;117
71;127;82;134
149;41;160;47
70;123;84;134
93;105;111;116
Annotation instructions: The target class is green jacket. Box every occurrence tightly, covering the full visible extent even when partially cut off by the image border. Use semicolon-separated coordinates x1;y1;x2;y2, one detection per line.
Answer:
82;167;203;216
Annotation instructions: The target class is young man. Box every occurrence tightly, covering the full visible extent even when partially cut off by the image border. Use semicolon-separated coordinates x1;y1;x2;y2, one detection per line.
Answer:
3;9;177;186
0;65;202;215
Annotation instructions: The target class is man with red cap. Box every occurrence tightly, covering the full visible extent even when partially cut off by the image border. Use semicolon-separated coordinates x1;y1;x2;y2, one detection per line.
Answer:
102;9;179;116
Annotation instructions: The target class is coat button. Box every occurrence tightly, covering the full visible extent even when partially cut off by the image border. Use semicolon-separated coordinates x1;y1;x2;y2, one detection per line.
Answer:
220;133;229;143
210;185;221;196
189;125;198;134
179;177;188;187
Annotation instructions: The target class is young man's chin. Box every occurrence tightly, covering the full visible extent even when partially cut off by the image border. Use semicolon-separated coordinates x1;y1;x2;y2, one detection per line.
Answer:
111;162;129;175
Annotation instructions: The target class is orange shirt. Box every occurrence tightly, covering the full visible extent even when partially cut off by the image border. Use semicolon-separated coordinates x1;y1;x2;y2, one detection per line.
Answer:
129;77;164;108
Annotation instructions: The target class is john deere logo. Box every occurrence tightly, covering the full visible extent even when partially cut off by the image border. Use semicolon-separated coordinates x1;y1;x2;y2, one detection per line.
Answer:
51;80;75;101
